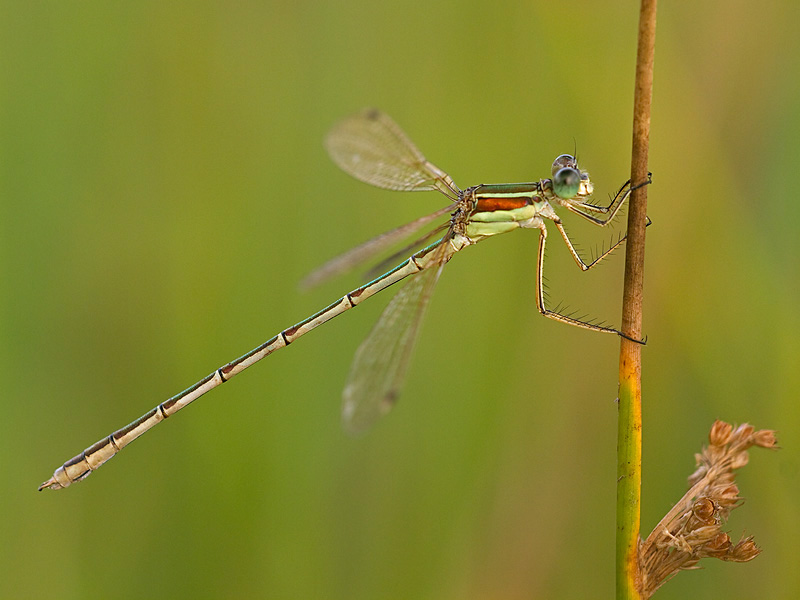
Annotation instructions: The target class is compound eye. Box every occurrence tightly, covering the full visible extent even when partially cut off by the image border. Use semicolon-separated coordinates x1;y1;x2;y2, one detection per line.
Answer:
553;167;581;198
551;154;577;176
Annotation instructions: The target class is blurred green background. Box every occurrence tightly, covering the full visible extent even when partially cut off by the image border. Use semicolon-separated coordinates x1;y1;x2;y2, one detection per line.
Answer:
2;1;797;598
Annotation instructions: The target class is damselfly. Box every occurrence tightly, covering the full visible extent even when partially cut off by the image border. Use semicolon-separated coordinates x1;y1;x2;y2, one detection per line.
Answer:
40;109;642;491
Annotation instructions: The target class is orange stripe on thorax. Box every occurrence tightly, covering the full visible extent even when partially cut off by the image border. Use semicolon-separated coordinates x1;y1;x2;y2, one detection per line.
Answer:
474;196;533;213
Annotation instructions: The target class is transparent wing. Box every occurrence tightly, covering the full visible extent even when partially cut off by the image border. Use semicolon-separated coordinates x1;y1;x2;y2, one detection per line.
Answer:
341;241;450;434
300;204;455;290
326;109;460;198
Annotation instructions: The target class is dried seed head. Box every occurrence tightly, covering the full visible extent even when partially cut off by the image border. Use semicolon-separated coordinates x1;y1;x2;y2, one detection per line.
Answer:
702;532;732;558
732;423;755;441
753;429;778;449
685;524;722;547
717;484;740;506
710;420;733;446
731;537;761;562
692;497;716;524
639;420;775;599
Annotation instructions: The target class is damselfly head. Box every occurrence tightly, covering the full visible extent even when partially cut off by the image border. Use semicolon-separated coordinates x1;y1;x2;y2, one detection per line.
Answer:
551;154;593;199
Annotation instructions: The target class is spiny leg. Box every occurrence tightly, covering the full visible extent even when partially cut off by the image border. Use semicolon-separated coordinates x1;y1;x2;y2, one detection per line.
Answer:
553;218;628;272
533;222;620;335
554;210;652;270
558;174;653;268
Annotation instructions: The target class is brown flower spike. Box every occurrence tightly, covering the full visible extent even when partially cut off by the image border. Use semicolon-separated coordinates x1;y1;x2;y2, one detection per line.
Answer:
638;421;777;598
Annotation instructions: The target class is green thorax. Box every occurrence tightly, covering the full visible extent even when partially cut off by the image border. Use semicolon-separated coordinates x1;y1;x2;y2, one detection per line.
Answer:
463;182;547;241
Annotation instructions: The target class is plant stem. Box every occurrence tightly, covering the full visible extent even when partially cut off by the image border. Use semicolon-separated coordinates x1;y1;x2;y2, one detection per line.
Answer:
616;1;657;599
